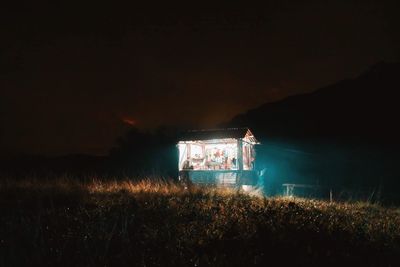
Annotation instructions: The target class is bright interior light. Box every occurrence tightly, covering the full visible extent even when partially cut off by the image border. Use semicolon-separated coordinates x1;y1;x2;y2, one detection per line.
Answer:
178;141;239;171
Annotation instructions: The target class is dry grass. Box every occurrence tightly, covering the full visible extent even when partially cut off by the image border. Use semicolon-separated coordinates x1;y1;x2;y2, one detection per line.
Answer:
0;177;399;266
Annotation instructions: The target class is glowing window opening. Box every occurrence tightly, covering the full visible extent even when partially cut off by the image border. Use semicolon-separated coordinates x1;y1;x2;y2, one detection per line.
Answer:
178;140;241;171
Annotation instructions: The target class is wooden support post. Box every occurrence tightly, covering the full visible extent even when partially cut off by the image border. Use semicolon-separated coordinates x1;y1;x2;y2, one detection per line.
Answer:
237;139;243;171
187;143;191;160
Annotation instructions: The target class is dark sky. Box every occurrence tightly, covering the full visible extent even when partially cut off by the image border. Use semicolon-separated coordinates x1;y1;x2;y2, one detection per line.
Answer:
1;0;399;156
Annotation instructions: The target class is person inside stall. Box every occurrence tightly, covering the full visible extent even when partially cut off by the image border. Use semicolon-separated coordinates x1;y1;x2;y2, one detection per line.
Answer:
231;157;237;169
182;158;193;170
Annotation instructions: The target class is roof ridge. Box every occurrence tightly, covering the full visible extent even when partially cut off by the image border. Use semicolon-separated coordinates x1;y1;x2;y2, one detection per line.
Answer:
179;128;257;143
187;127;249;132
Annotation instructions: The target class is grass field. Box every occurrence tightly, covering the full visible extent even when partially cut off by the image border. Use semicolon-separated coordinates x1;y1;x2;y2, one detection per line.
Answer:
0;177;399;266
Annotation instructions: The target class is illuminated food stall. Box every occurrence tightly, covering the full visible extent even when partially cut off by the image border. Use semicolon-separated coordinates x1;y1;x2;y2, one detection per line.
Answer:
177;128;259;186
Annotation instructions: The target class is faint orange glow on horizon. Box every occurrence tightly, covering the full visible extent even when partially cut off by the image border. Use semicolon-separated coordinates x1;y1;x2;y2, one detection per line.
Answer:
121;117;137;126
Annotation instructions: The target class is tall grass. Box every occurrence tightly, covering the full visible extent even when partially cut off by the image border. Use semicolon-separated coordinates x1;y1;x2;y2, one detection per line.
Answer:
0;177;399;266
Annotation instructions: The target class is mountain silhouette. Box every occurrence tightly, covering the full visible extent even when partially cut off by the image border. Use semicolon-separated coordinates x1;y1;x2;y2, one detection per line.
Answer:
227;62;400;201
230;61;400;144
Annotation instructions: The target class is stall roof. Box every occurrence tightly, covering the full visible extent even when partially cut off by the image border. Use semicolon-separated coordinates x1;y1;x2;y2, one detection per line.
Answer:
179;128;258;143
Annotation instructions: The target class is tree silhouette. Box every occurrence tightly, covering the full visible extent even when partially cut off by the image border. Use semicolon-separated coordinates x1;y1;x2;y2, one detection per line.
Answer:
108;127;179;178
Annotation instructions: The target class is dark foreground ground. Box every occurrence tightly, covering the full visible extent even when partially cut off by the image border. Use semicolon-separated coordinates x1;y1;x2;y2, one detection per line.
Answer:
0;178;399;266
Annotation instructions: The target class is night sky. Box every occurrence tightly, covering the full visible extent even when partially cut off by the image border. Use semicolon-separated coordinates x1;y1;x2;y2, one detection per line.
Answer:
1;1;399;156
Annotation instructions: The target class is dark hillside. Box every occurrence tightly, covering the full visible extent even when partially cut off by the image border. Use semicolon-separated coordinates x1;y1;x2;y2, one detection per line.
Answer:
231;62;400;142
228;62;400;201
